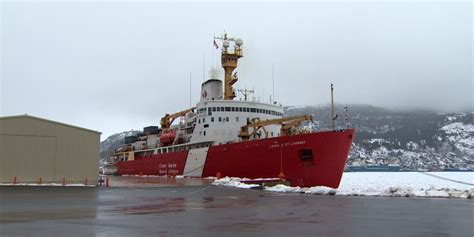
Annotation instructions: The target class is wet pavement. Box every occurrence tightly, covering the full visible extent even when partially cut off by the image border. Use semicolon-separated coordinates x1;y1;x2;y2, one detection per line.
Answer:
1;177;473;237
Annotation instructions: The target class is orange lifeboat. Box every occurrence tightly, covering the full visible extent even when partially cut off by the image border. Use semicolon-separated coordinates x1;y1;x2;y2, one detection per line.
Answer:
160;132;176;146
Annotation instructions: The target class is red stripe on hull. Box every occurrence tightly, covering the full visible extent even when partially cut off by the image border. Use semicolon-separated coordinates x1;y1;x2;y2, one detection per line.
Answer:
116;151;188;176
203;129;355;188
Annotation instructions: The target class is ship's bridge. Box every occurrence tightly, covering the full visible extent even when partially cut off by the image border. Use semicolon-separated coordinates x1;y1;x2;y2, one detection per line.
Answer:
190;99;283;144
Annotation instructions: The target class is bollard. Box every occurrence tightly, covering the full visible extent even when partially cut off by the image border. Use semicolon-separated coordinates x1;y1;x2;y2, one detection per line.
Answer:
13;176;17;186
216;172;222;180
39;177;42;185
62;177;66;186
105;177;109;188
85;178;88;186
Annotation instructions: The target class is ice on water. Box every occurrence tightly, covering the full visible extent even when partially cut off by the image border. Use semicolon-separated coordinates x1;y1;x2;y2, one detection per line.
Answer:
213;172;474;199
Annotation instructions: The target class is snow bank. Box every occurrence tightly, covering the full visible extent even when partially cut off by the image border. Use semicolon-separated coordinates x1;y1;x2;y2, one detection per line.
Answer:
265;185;337;195
212;177;260;189
212;172;474;199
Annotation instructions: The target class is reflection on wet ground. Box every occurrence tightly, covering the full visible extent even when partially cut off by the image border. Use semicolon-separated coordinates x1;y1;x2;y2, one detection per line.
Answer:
107;175;213;187
1;177;473;237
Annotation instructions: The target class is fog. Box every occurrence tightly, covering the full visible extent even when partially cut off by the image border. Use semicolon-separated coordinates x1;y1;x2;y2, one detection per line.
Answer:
1;1;472;139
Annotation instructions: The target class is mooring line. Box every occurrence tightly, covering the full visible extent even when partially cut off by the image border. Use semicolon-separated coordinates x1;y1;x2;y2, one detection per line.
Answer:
185;185;213;196
418;172;474;186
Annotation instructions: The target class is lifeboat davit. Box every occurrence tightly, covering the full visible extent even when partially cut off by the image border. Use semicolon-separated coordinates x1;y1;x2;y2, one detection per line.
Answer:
160;132;176;146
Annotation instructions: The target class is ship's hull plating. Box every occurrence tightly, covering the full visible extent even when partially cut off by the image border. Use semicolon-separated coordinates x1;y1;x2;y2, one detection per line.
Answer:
116;129;355;188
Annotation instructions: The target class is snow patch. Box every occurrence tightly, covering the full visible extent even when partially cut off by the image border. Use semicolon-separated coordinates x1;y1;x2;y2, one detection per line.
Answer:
441;122;474;156
212;177;260;189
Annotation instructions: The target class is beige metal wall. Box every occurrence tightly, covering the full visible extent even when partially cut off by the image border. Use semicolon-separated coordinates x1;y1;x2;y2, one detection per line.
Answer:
0;116;101;184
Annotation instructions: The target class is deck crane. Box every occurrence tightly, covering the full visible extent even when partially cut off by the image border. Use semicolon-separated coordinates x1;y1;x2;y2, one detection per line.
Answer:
160;107;196;131
239;115;313;141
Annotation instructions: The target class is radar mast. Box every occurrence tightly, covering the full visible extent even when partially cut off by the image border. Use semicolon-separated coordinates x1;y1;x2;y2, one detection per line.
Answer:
214;33;243;100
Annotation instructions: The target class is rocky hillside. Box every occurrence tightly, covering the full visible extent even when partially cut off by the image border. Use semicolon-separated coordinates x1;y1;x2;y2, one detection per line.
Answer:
287;104;473;170
100;104;474;171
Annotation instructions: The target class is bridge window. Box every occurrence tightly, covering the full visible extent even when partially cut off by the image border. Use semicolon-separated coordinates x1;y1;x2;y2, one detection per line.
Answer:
231;107;235;112
203;131;207;136
204;124;209;128
221;107;225;111
212;107;216;112
250;108;256;113
218;117;222;122
211;117;214;122
198;119;201;124
226;117;229;122
203;118;206;123
225;107;231;112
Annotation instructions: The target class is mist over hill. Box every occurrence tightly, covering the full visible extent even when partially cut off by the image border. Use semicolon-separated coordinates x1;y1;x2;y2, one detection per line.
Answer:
100;104;473;171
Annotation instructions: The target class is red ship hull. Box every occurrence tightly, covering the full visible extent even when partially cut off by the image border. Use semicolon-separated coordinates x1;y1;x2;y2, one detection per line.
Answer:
116;129;354;188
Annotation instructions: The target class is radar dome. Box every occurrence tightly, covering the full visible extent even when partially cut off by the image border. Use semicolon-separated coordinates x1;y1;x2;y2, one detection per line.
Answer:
235;38;243;46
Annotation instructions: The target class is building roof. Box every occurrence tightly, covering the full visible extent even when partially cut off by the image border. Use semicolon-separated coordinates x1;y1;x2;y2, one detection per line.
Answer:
0;114;102;135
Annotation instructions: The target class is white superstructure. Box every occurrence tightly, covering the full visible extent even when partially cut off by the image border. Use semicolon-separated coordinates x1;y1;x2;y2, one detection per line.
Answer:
192;98;283;144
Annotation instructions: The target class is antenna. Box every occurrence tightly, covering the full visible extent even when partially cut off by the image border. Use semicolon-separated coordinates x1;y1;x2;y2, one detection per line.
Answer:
331;83;337;130
272;64;275;103
212;32;216;68
238;88;255;101
203;52;205;82
189;72;192;108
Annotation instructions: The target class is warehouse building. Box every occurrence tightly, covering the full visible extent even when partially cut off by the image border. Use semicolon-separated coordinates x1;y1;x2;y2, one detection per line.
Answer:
0;115;101;185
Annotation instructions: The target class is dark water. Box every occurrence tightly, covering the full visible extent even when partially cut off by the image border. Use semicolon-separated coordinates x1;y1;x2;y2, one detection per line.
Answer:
1;180;473;237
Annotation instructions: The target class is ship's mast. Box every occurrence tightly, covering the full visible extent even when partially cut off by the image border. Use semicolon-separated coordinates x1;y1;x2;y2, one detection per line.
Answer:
331;83;337;130
237;88;254;101
215;33;244;100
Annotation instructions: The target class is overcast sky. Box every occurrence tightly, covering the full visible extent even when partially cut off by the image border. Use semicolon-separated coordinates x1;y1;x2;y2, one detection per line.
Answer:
1;0;472;139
